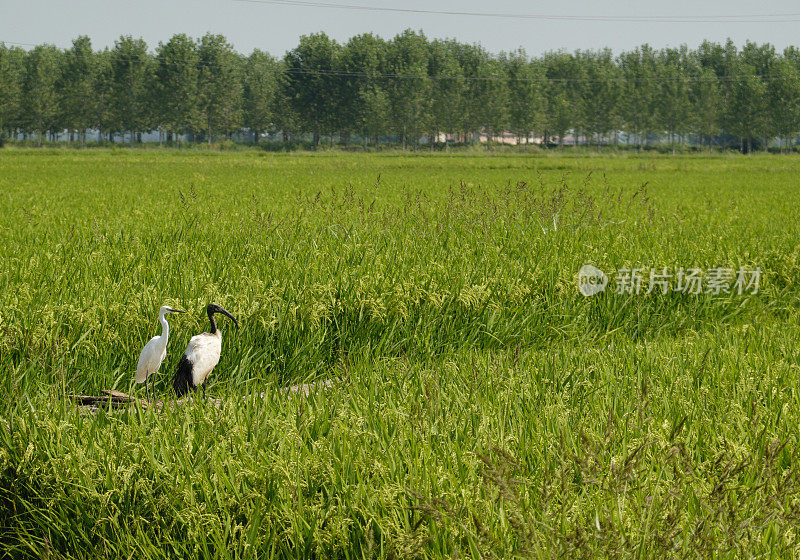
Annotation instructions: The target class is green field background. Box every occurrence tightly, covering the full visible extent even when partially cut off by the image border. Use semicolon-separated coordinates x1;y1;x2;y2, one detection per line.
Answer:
1;150;799;558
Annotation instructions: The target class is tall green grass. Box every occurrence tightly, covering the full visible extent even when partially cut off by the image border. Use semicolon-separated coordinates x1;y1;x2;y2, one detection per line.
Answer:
1;151;799;557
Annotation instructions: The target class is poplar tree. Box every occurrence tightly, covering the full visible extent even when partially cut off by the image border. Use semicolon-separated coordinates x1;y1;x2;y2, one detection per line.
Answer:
284;33;341;146
619;45;658;150
578;49;621;148
340;33;389;147
657;47;692;153
94;49;115;142
273;60;299;143
386;30;430;149
427;39;464;146
543;51;582;146
110;36;152;144
473;51;509;146
741;41;777;149
155;34;200;142
243;49;279;143
722;42;766;153
505;50;544;146
0;44;24;140
689;63;720;151
197;34;243;142
22;44;62;145
60;36;97;145
766;56;800;152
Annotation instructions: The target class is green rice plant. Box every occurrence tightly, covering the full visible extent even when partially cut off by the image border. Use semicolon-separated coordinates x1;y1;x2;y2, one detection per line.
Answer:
0;150;799;558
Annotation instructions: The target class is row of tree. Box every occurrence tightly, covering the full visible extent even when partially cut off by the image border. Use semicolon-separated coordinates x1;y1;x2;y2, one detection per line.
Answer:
2;32;800;151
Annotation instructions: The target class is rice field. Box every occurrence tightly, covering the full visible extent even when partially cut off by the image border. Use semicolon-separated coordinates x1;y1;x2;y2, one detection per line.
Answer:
1;149;799;558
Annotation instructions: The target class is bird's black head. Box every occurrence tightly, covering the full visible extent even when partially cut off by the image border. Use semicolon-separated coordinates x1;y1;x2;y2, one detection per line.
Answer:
207;303;239;330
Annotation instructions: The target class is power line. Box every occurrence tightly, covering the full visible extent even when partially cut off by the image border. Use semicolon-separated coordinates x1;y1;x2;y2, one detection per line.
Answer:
232;0;800;23
282;67;791;84
2;38;799;84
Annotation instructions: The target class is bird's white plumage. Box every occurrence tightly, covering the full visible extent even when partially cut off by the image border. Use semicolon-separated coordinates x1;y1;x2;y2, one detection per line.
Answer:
135;306;173;384
184;330;222;387
136;335;167;383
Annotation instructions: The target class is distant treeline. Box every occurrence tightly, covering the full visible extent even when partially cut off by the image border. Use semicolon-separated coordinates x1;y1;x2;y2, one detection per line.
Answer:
1;31;800;151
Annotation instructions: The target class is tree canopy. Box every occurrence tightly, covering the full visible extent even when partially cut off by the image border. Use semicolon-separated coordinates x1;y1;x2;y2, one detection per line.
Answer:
1;34;799;151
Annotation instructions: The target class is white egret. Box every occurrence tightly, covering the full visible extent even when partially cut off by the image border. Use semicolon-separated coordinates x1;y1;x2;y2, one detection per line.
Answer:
173;303;239;398
136;305;185;402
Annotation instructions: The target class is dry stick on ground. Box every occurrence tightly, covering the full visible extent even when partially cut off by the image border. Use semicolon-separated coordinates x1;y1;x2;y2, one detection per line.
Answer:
68;379;335;414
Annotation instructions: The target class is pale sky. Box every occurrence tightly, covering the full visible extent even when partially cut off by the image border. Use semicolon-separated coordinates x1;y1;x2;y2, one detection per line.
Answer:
2;0;799;57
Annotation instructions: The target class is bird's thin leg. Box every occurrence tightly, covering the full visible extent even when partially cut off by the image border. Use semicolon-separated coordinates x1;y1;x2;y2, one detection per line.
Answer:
144;378;150;405
202;383;206;400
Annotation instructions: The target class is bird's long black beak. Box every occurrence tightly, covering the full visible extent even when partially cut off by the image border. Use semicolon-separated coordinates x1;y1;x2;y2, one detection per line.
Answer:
166;307;186;314
217;306;239;329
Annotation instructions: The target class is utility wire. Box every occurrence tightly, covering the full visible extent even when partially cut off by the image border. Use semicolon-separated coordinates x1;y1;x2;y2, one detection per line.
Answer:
2;39;798;83
232;0;800;23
